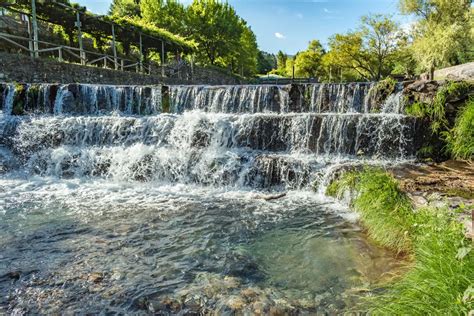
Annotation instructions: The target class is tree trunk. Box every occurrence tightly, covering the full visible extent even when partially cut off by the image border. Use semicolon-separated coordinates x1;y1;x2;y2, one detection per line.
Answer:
429;65;435;81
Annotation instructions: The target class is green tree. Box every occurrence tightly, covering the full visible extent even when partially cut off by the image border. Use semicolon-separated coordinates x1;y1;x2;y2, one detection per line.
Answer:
109;0;141;17
400;0;472;79
294;40;325;78
235;23;258;76
186;0;243;66
275;50;288;74
257;51;277;74
326;14;400;81
140;0;187;35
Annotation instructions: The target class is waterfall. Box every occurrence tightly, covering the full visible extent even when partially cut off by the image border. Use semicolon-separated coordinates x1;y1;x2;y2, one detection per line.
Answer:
0;82;417;189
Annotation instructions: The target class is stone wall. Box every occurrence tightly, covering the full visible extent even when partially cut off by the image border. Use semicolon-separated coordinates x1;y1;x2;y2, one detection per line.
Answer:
0;52;242;85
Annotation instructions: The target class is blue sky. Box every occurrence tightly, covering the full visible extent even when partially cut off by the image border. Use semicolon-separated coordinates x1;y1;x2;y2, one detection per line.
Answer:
76;0;414;55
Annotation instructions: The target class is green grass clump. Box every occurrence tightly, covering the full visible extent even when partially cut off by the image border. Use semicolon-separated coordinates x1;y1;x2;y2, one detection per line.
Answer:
327;168;414;253
327;167;474;314
371;207;474;314
325;170;358;199
443;98;474;160
404;101;430;118
351;168;414;254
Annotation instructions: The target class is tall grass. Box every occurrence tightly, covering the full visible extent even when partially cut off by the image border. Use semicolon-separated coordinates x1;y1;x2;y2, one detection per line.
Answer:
443;98;474;160
327;167;474;313
327;168;414;254
371;206;474;314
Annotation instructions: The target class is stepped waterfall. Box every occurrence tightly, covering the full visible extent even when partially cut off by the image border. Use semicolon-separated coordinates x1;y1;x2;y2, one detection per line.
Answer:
0;82;415;314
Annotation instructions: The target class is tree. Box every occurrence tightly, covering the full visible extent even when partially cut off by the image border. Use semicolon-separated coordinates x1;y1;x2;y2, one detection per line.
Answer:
110;0;141;17
294;40;325;78
257;51;277;74
140;0;187;35
400;0;472;79
235;23;258;76
326;14;400;81
186;0;243;66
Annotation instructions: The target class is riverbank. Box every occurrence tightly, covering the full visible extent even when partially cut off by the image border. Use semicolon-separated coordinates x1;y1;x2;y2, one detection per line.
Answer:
325;166;473;313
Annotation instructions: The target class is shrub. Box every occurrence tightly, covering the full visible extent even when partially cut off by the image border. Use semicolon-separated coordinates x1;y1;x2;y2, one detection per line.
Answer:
443;98;474;160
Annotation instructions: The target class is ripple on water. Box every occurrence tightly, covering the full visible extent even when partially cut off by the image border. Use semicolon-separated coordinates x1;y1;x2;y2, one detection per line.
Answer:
0;179;405;314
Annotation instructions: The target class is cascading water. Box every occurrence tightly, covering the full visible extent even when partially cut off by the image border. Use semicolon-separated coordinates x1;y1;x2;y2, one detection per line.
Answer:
0;82;414;314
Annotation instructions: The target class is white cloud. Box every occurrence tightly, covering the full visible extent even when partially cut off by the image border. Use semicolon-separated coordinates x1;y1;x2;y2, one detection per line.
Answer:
296;13;304;19
323;8;332;13
275;32;286;39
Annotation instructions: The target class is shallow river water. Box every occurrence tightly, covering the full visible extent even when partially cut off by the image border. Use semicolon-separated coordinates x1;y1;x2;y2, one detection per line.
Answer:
0;179;403;314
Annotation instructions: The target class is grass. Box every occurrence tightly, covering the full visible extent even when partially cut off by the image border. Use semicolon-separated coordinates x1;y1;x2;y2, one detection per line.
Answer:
327;168;414;254
326;167;474;314
370;206;474;315
443;98;474;160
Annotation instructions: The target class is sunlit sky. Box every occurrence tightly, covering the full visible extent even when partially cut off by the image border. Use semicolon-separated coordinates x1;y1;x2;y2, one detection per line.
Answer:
76;0;414;55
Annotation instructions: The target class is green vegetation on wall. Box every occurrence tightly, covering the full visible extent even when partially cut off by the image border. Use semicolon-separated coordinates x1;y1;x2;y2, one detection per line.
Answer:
326;167;474;314
443;98;474;160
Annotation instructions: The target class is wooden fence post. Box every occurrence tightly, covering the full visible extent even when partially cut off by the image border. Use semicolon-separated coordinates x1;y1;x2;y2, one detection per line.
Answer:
111;23;118;70
75;11;84;65
30;0;39;58
139;32;143;73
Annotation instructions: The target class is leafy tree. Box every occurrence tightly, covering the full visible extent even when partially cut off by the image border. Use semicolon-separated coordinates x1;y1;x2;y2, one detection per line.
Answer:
186;0;243;66
326;14;400;81
257;51;277;74
400;0;472;78
235;23;258;76
140;0;187;35
275;50;288;74
110;0;141;17
294;40;325;78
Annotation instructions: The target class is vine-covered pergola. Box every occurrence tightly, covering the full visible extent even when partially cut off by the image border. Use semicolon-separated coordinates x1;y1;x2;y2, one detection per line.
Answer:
0;0;196;74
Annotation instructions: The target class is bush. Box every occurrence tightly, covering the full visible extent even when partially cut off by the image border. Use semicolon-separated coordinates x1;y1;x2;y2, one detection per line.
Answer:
443;98;474;160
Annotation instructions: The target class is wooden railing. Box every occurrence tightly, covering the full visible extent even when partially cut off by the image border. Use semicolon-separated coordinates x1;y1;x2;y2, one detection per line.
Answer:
0;4;192;79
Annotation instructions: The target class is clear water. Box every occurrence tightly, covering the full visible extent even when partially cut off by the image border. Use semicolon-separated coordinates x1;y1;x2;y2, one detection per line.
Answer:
0;180;403;314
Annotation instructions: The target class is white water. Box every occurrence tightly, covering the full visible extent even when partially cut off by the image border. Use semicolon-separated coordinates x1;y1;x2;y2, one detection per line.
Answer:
0;82;415;314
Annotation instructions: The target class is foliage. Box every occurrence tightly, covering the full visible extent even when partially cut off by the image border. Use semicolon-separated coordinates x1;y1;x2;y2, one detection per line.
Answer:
140;0;187;35
186;0;241;65
326;168;414;253
276;51;287;72
404;81;473;133
327;167;474;314
109;0;141;17
256;51;277;75
443;98;474;160
370;206;474;314
400;0;472;78
372;76;398;102
325;14;400;81
293;40;325;78
404;101;430;117
111;16;196;52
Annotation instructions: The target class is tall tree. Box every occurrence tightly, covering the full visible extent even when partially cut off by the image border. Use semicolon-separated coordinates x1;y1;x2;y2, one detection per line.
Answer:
294;40;325;78
109;0;141;17
400;0;472;79
257;51;277;74
186;0;243;66
140;0;187;35
276;50;287;72
327;14;400;81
